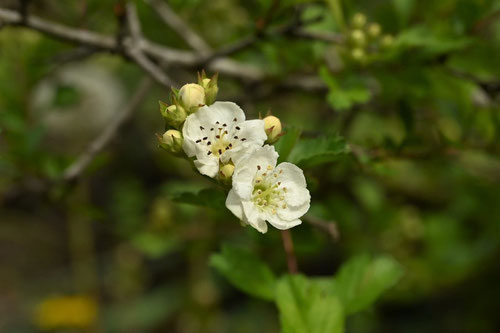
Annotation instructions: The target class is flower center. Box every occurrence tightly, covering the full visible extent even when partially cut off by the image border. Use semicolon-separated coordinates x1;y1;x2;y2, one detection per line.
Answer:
251;165;287;214
193;118;247;157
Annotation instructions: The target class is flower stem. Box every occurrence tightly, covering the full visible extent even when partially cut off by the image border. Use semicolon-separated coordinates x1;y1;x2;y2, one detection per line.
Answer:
281;230;298;274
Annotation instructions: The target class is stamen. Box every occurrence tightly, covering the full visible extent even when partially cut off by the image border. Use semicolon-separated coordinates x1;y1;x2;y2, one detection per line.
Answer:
223;123;227;127
196;139;201;143
207;151;212;155
257;165;261;170
234;136;238;139
235;126;240;130
216;135;220;139
200;126;204;130
203;137;208;140
241;138;247;141
207;141;211;145
218;149;222;155
233;118;237;122
267;165;272;170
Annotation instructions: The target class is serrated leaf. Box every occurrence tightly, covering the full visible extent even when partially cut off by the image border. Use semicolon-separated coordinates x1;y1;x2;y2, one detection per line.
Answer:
287;135;349;167
276;274;344;333
332;255;404;314
210;244;276;301
275;127;302;163
169;188;226;209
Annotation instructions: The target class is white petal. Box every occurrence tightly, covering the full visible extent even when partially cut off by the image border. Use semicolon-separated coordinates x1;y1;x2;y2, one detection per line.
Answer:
194;157;219;178
277;200;310;221
231;166;255;200
241;201;268;233
275;162;307;188
238;119;267;145
267;214;302;230
225;189;244;220
233;145;278;174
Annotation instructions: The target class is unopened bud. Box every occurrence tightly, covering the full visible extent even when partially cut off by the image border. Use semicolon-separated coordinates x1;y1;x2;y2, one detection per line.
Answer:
199;73;219;106
367;23;381;38
263;115;282;144
160;129;183;154
351;13;367;29
159;101;187;129
219;164;235;181
179;83;205;113
350;29;366;47
351;48;365;62
381;34;394;48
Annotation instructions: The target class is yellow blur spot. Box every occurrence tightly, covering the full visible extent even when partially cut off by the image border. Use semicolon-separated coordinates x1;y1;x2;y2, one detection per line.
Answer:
34;295;98;330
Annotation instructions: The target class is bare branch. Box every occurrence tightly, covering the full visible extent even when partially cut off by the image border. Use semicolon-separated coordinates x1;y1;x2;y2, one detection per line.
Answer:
304;215;340;241
144;0;211;53
63;78;153;182
125;2;173;87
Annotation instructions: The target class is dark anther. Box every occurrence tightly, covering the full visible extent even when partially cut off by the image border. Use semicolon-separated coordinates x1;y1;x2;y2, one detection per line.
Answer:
235;126;240;130
196;139;201;143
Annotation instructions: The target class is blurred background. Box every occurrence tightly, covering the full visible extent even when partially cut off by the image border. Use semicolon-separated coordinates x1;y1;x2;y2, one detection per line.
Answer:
1;0;500;332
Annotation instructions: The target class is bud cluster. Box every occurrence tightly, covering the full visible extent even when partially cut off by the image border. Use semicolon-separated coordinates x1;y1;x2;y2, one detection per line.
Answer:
344;12;394;64
158;71;219;154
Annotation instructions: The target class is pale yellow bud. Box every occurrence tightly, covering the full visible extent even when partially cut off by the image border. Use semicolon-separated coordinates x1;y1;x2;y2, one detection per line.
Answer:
367;23;381;38
161;129;183;154
219;164;235;181
381;34;394;48
159;101;187;129
351;48;365;61
350;29;366;47
263;115;282;144
179;83;205;112
351;13;367;29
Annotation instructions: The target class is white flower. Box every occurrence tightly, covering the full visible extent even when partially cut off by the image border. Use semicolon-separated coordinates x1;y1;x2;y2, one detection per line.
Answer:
226;145;310;233
182;102;267;177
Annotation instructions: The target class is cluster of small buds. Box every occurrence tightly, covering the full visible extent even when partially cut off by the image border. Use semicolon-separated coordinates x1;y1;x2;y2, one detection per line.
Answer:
345;13;394;63
157;72;310;233
158;71;219;153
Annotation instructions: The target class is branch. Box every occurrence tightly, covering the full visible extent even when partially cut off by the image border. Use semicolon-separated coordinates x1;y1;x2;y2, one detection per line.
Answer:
281;230;298;274
143;0;211;53
303;215;340;241
63;78;153;182
125;2;173;87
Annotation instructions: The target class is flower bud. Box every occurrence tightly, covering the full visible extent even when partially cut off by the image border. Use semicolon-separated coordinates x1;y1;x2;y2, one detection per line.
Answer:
179;83;205;113
199;73;219;106
367;23;381;38
381;34;394;48
351;13;367;29
160;129;183;154
219;163;235;182
350;29;366;47
159;101;187;129
351;48;366;62
263;115;282;144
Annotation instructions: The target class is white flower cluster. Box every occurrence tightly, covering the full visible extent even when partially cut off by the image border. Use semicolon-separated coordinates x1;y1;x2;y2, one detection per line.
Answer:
159;73;310;233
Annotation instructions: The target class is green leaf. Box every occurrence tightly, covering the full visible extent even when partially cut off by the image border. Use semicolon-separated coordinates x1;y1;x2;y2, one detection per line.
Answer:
276;274;344;333
332;255;404;314
287;135;349;167
169;187;226;209
275;127;302;163
210;244;276;301
319;67;371;111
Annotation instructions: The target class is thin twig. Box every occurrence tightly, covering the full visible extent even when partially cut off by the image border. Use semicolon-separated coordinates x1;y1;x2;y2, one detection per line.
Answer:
281;230;298;274
63;78;153;182
143;0;211;54
303;215;340;241
125;2;173;87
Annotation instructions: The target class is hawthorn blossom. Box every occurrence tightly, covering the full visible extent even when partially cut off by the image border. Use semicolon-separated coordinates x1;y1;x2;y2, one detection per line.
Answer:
226;145;310;233
182;102;267;177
